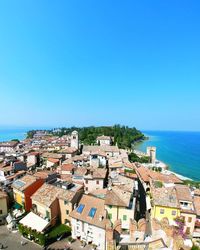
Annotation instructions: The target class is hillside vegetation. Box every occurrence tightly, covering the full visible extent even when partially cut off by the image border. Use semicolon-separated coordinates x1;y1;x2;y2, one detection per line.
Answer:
27;125;144;149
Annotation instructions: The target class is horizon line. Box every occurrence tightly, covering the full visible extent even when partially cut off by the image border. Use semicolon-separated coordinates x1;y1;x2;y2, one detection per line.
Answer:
0;125;200;133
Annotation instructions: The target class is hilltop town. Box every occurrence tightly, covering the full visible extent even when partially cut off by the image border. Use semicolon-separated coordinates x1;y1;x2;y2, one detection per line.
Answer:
0;127;200;250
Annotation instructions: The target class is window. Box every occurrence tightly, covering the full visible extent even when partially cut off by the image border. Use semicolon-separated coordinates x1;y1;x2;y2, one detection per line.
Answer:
66;210;69;215
0;210;2;214
188;217;192;223
108;213;112;219
46;211;50;219
76;204;85;213
64;200;68;205
96;180;99;185
160;209;165;214
85;180;88;184
85;187;88;191
88;208;97;218
65;219;69;224
171;210;176;216
123;215;127;221
186;227;190;234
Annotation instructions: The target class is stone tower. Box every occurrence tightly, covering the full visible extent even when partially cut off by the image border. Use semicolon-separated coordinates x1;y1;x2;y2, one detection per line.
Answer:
70;130;79;149
147;146;156;164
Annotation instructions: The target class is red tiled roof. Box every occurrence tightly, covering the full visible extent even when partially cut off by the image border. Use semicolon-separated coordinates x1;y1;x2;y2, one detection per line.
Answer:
47;158;59;164
61;164;74;171
136;165;183;184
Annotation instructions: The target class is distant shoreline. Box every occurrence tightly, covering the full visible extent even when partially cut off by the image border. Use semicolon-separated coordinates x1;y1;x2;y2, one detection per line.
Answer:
134;135;195;181
0;128;198;182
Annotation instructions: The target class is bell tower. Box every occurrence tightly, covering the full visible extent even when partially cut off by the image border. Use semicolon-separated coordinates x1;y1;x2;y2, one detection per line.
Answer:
70;130;79;149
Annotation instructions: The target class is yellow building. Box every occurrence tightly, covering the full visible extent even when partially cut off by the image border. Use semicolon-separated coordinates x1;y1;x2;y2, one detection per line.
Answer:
152;205;180;222
58;188;83;225
151;186;180;225
105;187;136;229
31;183;62;226
31;183;84;226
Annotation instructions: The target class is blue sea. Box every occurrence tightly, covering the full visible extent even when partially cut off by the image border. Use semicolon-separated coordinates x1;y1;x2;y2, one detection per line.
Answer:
135;131;200;181
0;128;27;142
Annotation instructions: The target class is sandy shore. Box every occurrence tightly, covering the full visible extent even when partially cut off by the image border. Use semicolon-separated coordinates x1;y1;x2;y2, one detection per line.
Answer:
165;170;192;181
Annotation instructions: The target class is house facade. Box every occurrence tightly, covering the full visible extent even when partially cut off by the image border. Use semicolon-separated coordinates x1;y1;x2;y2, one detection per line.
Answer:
151;186;181;225
70;194;107;250
12;175;44;212
105;187;136;229
96;136;112;146
84;168;107;193
175;184;196;235
58;188;83;225
0;141;18;153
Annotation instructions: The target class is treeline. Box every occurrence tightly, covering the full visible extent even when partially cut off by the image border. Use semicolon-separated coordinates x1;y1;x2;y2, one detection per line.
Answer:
27;125;144;149
26;130;36;139
128;152;150;163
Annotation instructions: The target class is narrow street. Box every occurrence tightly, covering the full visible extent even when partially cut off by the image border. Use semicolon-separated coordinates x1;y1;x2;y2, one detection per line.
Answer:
145;211;152;237
136;180;146;221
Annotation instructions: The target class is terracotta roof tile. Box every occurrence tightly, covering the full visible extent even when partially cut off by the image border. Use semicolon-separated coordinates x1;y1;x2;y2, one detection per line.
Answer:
31;183;76;207
105;187;132;207
61;164;74;171
47;158;60;164
12;174;38;191
70;194;107;229
175;184;193;202
152;186;179;208
84;168;107;179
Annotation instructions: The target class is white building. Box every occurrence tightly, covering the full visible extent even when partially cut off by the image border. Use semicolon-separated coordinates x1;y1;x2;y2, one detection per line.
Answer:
90;152;107;168
70;194;107;250
70;131;79;150
96;136;112;146
46;158;60;170
84;168;107;193
82;145;120;158
27;152;39;166
58;147;78;159
0;141;18;153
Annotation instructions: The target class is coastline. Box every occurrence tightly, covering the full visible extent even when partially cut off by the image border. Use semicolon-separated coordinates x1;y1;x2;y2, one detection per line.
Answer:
166;170;192;181
134;142;193;181
0;128;197;182
135;148;192;181
134;131;200;182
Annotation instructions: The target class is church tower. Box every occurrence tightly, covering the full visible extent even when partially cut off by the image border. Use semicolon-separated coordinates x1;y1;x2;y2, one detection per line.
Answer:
70;130;79;149
147;146;156;164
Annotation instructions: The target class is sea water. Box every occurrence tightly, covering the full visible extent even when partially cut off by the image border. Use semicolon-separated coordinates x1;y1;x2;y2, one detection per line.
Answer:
134;131;200;181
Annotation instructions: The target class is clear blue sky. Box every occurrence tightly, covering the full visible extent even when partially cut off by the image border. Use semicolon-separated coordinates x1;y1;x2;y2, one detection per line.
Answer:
0;0;200;131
